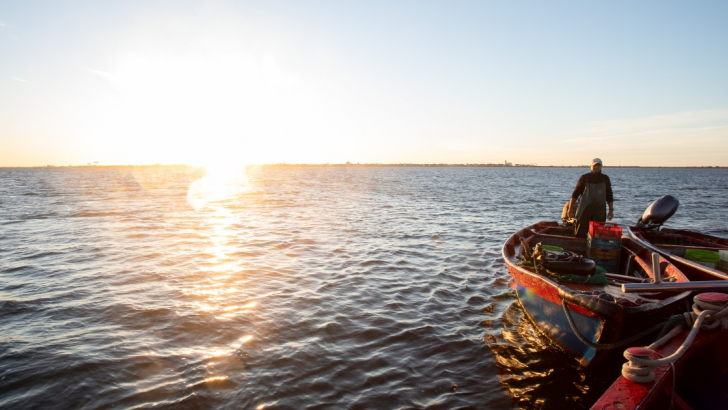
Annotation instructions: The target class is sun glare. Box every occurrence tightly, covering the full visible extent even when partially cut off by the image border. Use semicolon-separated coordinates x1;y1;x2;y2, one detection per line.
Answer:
186;162;250;210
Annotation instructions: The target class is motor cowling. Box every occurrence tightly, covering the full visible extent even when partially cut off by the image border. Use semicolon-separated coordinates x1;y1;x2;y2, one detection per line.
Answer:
637;195;679;229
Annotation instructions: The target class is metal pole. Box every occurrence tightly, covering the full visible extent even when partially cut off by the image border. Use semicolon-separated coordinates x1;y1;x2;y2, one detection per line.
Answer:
622;281;728;293
652;252;662;284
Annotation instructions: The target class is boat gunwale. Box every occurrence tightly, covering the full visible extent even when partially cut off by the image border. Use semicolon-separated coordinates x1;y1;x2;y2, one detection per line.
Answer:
627;226;728;281
656;227;728;248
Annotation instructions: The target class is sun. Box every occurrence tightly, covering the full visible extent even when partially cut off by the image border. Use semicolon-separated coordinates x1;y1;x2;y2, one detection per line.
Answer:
187;161;250;210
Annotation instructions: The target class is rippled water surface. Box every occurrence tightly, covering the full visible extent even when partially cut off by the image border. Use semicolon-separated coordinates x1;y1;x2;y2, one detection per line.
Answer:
1;166;727;409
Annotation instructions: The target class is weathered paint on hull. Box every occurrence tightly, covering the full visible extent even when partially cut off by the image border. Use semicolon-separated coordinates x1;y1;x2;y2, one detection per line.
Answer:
516;284;601;365
503;221;692;367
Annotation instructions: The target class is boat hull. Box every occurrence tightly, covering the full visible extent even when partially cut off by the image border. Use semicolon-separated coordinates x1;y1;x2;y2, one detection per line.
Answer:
514;281;602;364
503;221;691;366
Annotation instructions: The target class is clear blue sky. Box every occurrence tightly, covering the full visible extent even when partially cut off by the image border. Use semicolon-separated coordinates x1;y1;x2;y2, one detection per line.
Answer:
2;1;727;166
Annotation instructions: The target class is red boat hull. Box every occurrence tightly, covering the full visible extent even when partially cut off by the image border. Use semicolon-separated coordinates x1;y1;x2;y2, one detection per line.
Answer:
503;222;691;366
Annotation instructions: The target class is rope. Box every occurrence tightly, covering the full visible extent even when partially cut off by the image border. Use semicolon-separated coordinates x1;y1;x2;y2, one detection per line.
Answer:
621;297;728;383
655;314;686;340
694;298;728;329
621;310;709;382
520;240;589;274
560;299;666;350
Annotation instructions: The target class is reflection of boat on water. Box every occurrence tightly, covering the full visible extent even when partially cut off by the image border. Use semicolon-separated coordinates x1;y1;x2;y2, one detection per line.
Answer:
487;302;623;408
628;195;728;281
502;221;691;366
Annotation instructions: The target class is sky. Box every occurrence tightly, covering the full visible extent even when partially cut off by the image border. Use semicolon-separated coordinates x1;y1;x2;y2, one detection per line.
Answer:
1;0;728;167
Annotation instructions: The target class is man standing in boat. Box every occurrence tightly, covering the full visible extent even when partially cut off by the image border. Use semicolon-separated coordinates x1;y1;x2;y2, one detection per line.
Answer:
567;158;614;238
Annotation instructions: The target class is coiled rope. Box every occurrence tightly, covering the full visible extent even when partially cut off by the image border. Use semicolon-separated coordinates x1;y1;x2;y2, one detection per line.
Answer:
621;295;728;383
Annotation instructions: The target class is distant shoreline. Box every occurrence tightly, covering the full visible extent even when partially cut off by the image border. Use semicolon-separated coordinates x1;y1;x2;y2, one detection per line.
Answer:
2;164;727;169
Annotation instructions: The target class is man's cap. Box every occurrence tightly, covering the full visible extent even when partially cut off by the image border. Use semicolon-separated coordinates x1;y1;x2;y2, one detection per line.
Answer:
592;158;603;166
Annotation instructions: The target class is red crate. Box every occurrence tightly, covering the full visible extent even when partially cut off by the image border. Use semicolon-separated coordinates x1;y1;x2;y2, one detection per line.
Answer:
589;221;622;239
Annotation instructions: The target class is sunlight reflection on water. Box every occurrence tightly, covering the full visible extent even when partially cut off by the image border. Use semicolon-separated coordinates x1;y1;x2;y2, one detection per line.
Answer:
187;165;251;211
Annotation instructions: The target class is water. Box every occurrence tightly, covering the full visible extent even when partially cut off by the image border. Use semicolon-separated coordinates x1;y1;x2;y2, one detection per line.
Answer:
1;166;727;409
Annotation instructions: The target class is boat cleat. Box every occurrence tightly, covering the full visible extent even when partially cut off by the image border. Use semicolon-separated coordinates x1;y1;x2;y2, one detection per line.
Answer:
695;292;728;308
625;347;654;359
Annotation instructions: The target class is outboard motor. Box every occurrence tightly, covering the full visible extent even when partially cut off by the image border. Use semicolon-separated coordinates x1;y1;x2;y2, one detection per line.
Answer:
636;195;679;230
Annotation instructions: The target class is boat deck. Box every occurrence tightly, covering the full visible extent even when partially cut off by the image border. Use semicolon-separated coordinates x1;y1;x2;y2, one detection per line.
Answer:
513;224;683;306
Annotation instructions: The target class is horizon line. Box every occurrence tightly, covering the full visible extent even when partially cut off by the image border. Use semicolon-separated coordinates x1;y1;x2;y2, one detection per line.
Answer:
2;163;727;169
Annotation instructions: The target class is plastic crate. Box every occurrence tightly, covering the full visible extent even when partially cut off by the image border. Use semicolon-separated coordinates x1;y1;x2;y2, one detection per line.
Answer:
588;247;621;259
587;234;621;250
590;257;619;273
589;221;622;239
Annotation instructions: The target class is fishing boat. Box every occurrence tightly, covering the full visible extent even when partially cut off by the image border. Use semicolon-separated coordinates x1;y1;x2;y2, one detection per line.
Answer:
628;195;728;281
502;221;691;366
592;292;728;410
